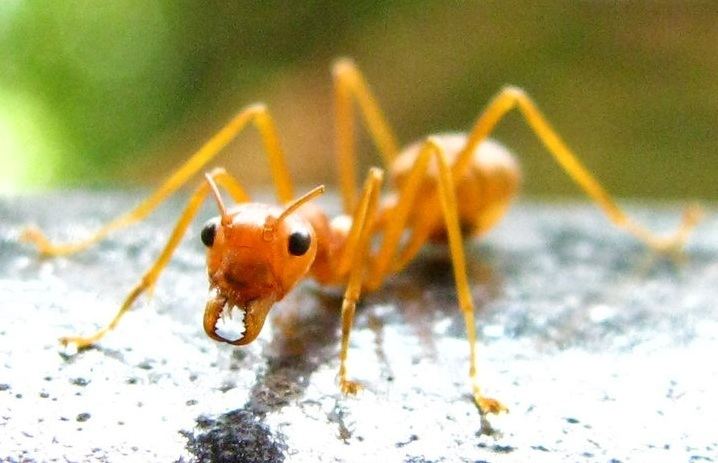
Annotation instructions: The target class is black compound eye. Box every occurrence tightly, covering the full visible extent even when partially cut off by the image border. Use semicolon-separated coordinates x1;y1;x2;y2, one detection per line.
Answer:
288;229;311;256
201;221;217;247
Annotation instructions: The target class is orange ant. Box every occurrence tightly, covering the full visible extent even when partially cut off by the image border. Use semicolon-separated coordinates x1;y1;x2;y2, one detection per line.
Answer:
22;58;701;415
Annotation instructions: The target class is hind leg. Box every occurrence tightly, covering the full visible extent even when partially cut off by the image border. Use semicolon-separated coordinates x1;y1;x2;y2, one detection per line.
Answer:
453;87;701;253
332;58;399;213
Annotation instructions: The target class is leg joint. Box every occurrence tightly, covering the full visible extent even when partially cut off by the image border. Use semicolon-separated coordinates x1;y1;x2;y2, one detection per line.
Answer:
246;102;267;115
424;136;443;152
205;167;228;177
500;85;527;100
368;166;385;182
332;57;357;79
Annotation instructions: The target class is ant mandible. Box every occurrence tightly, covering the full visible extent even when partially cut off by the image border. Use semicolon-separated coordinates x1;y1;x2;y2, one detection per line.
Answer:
22;58;701;415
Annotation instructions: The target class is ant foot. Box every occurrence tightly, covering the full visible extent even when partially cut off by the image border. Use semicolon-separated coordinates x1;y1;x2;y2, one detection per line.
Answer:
20;226;70;257
475;395;509;415
682;203;704;227
20;226;49;249
668;204;703;248
59;335;96;352
641;202;703;256
339;378;363;395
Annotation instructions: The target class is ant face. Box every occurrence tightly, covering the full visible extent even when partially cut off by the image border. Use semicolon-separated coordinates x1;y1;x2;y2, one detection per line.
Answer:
201;203;317;345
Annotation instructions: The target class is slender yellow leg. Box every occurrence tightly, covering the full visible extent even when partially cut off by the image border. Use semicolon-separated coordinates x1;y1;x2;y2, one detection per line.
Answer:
333;58;399;212
333;168;382;278
60;169;249;349
337;167;384;394
365;142;434;289
363;139;506;414
393;221;435;273
454;87;701;253
428;138;507;414
22;104;293;257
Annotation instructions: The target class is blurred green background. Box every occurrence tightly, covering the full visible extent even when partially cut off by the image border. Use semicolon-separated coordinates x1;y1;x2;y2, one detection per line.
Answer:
1;1;716;198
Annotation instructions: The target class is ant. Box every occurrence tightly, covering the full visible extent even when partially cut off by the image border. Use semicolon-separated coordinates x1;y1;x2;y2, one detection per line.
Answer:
22;58;701;415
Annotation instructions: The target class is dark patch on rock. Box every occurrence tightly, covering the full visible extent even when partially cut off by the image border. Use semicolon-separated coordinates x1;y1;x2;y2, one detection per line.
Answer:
136;360;154;370
326;402;352;442
477;442;515;453
181;410;286;463
395;433;419;448
70;377;90;387
217;382;235;393
492;444;515;453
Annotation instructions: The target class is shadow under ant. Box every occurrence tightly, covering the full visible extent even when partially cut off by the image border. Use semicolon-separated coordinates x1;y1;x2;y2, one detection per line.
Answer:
185;246;505;451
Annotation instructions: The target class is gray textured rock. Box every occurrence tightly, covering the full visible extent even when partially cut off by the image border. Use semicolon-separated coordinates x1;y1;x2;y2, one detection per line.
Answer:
1;192;716;462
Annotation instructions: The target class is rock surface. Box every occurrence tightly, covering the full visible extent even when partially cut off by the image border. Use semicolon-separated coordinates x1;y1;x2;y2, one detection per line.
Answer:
1;192;716;462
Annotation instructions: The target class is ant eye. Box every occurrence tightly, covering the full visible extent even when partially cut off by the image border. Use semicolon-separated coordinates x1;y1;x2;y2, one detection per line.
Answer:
288;230;311;256
201;221;217;247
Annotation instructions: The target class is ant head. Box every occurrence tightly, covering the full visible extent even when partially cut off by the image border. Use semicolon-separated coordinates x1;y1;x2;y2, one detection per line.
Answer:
201;179;324;345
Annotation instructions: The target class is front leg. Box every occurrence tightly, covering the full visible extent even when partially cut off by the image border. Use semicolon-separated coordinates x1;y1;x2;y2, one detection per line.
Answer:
61;169;249;350
336;167;384;394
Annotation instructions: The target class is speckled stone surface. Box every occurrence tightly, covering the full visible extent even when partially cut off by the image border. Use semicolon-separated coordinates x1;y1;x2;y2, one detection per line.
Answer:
1;192;716;462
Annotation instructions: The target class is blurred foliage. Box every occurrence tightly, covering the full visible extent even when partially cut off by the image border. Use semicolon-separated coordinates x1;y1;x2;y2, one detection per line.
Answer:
1;1;716;198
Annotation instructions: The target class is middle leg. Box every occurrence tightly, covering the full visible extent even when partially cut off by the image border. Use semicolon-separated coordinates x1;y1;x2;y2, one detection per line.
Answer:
367;138;508;415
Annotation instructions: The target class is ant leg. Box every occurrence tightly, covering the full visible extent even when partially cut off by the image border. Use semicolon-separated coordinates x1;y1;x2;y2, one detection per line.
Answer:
430;138;507;414
367;138;507;415
60;169;249;350
22;104;294;257
454;87;701;254
378;87;703;271
337;167;384;394
332;58;399;212
365;142;435;289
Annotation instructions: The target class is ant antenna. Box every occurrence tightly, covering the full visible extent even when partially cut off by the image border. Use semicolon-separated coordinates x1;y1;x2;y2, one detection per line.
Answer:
276;185;326;225
204;173;231;225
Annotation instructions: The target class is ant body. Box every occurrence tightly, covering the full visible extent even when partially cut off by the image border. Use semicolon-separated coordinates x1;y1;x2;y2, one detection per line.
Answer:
23;58;700;415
